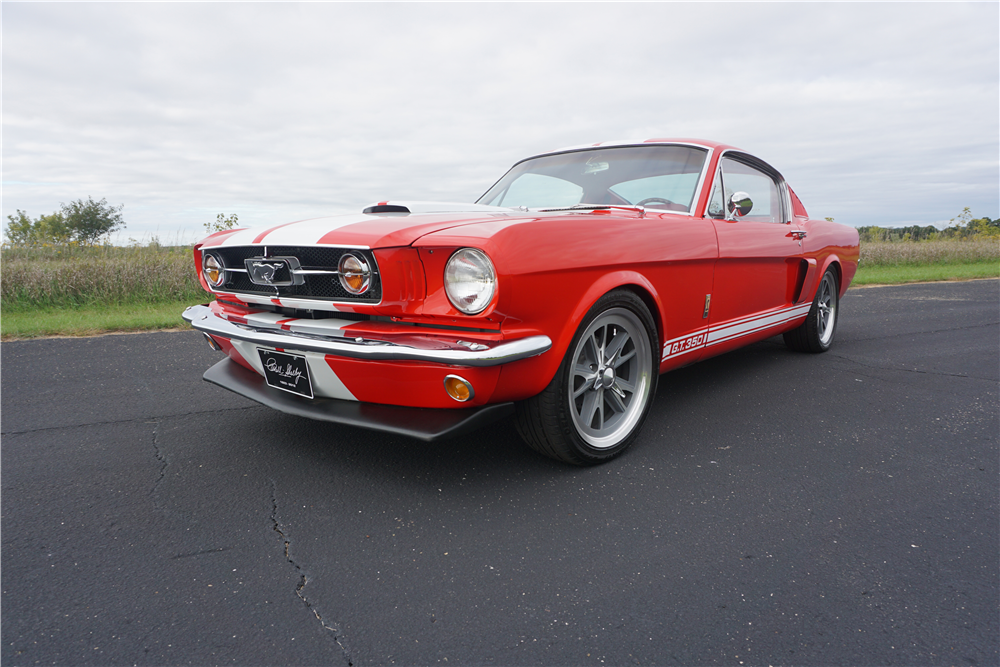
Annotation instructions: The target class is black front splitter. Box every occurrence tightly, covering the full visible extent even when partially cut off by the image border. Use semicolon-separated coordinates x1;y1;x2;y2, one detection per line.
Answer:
203;358;515;442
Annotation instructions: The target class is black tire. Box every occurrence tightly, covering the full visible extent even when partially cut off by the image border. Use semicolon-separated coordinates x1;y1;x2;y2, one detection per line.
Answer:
515;289;659;465
784;268;839;353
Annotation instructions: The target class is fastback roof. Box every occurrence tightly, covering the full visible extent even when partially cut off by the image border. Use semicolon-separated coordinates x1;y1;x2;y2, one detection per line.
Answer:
533;138;736;159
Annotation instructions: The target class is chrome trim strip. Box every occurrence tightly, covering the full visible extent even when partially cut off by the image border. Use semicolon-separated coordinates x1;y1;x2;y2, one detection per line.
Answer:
478;142;713;217
707;149;790;223
182;304;551;367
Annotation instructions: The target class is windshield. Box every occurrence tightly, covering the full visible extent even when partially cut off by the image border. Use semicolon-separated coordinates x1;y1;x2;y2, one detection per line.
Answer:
477;145;708;212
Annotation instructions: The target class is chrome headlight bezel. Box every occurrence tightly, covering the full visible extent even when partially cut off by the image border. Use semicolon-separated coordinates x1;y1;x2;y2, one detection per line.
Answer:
444;248;497;315
203;252;226;289
338;252;372;295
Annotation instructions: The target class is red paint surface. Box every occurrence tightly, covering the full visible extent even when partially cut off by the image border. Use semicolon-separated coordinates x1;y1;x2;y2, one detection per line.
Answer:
190;140;860;410
326;357;501;408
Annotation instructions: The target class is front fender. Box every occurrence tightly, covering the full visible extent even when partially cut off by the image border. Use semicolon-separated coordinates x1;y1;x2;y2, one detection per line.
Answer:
491;270;663;403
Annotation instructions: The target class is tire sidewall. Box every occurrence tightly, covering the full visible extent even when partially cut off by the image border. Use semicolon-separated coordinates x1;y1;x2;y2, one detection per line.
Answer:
555;290;659;463
811;270;839;352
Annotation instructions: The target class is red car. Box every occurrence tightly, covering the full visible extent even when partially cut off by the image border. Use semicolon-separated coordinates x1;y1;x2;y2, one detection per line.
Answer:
183;139;859;464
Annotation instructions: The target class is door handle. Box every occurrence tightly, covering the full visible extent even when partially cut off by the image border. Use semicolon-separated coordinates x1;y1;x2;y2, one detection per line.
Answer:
788;230;807;240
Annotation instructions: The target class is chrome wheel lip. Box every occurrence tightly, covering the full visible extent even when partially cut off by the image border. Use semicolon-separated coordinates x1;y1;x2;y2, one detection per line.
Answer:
568;307;652;449
817;273;837;346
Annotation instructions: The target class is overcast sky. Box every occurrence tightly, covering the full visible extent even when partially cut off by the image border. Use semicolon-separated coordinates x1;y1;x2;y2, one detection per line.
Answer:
3;2;998;243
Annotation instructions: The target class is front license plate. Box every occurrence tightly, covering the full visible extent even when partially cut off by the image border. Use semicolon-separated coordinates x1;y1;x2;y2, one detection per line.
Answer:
257;349;314;399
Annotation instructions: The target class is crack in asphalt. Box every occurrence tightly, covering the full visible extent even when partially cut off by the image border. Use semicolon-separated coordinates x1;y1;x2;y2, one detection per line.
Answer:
150;420;166;511
270;480;353;667
0;405;260;436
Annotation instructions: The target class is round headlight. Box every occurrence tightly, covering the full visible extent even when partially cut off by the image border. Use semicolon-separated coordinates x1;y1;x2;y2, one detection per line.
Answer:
444;248;496;314
203;253;225;288
338;253;371;295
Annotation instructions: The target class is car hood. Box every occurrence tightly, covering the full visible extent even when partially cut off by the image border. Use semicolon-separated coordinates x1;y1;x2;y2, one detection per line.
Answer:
199;202;522;249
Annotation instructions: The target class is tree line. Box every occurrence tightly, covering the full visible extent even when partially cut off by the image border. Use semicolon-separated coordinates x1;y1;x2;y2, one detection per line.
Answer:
4;198;997;247
4;197;126;246
857;208;999;242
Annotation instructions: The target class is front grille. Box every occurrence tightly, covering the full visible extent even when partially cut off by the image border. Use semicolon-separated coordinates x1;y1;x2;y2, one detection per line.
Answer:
207;245;381;303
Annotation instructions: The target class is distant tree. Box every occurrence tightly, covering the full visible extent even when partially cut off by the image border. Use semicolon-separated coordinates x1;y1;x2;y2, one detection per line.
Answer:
61;197;125;244
4;198;126;246
4;210;71;246
969;216;1000;238
204;213;239;234
936;207;1000;240
4;210;36;246
36;212;71;244
857;225;938;243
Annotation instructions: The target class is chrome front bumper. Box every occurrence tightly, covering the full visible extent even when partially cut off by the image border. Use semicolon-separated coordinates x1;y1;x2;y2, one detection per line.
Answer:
182;304;552;367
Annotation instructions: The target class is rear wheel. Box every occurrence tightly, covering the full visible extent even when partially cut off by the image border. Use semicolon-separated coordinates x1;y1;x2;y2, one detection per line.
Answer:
784;268;839;353
515;290;658;465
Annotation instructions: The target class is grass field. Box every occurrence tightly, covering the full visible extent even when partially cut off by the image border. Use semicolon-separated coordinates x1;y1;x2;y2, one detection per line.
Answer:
1;243;203;310
1;300;203;339
852;262;998;286
859;238;999;267
1;238;997;339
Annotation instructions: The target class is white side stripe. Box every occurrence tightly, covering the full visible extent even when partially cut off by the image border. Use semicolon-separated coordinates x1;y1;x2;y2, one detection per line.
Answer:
706;304;812;346
662;303;812;361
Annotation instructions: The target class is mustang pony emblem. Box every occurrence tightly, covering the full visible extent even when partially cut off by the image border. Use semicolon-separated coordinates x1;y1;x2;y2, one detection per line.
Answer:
247;260;286;285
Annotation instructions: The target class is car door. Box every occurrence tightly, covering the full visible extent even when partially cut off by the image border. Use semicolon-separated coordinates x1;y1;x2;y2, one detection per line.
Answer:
705;154;807;355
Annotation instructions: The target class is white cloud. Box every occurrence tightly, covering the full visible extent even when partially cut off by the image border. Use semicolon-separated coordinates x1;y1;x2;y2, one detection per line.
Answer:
2;2;997;242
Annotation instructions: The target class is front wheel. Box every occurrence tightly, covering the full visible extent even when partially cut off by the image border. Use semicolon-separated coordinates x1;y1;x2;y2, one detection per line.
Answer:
784;268;839;353
515;290;658;465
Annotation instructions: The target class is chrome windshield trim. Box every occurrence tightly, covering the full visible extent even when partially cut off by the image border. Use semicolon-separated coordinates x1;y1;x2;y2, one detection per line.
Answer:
182;304;551;367
478;143;713;217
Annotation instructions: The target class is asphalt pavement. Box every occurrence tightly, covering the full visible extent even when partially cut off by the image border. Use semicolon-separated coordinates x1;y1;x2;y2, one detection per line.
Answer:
3;280;998;666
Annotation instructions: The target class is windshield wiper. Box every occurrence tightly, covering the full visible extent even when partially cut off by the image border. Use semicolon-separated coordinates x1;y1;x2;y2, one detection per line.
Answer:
535;204;646;216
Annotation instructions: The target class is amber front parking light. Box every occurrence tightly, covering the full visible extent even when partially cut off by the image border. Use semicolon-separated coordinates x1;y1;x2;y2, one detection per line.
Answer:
444;375;474;402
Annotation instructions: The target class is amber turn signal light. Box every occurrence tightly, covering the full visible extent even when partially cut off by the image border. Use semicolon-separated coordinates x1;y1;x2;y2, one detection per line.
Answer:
444;375;474;402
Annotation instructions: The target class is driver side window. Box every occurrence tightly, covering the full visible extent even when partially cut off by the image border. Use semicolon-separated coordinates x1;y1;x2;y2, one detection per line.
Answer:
707;157;784;223
718;157;783;223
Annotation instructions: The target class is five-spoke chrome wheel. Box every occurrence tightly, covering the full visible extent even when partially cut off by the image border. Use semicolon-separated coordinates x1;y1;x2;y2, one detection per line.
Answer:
568;308;652;449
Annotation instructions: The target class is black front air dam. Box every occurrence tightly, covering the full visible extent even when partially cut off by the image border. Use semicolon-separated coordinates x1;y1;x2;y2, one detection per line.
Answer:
203;358;515;442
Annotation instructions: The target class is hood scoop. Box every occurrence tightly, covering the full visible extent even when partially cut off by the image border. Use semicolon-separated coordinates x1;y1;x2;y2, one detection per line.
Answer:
363;204;411;214
363;201;512;216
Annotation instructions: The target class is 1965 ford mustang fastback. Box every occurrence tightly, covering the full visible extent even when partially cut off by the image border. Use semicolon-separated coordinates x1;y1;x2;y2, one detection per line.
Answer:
183;139;859;464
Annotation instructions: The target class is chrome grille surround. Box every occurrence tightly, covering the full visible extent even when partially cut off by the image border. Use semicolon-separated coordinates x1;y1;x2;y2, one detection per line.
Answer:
203;246;382;304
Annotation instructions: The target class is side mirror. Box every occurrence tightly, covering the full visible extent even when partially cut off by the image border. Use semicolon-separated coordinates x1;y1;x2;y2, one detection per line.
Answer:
727;192;753;220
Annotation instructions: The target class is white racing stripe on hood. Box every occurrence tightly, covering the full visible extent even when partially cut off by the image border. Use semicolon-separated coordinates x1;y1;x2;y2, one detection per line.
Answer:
254;215;374;247
216;213;373;247
212;203;512;248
